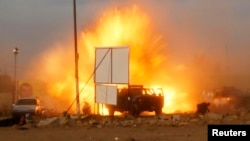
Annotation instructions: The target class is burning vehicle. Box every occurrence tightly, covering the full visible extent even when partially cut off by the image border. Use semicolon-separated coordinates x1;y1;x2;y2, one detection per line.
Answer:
106;85;164;116
206;86;250;113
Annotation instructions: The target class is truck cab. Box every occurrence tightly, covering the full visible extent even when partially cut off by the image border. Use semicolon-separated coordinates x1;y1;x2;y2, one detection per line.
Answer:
106;85;164;116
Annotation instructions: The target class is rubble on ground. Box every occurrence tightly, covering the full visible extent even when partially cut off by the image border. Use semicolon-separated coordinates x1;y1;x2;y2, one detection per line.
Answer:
1;111;250;129
37;117;60;127
35;111;250;128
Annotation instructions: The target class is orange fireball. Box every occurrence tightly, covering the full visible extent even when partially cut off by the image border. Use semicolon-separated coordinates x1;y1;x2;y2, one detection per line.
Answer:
29;4;198;115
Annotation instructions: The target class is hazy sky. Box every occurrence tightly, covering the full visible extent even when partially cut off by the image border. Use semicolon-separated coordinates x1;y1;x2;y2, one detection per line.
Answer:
1;0;250;80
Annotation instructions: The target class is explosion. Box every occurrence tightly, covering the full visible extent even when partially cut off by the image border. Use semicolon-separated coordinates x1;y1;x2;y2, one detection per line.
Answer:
28;5;198;115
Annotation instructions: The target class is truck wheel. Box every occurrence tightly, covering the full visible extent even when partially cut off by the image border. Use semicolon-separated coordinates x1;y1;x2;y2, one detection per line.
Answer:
155;108;162;116
130;104;140;116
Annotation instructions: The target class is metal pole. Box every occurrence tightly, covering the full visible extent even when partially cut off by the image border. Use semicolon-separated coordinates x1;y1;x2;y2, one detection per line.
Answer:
73;0;80;116
13;47;19;104
13;53;16;103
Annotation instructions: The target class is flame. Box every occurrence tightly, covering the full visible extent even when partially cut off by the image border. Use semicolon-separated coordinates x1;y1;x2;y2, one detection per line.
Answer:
28;4;198;115
80;5;196;114
96;104;109;116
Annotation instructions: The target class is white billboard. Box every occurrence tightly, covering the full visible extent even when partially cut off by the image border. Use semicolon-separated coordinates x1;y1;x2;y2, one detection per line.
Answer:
95;84;117;105
94;47;129;105
94;47;129;84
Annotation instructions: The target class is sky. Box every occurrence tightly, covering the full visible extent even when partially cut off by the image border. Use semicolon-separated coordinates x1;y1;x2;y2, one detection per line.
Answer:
1;0;250;88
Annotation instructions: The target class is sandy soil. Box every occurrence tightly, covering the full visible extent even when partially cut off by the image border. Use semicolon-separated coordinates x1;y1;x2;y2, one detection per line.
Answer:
2;111;249;141
0;124;207;141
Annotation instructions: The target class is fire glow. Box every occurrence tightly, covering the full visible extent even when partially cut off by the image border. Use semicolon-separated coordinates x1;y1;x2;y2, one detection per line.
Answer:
30;5;197;115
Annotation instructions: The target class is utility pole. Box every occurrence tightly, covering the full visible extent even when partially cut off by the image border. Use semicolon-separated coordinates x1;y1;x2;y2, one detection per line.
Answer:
73;0;80;116
13;47;19;104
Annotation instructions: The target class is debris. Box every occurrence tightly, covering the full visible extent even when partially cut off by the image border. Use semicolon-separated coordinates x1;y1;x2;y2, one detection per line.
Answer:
37;117;60;127
239;112;250;121
22;122;36;129
148;119;157;126
222;114;238;123
196;102;210;115
59;111;71;126
171;115;181;122
82;101;91;116
204;112;223;121
88;119;99;126
178;121;189;126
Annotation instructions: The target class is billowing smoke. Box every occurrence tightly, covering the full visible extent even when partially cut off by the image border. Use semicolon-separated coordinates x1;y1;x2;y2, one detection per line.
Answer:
22;1;250;114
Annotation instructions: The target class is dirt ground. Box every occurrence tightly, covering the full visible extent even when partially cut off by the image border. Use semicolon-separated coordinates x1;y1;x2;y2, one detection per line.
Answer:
1;111;250;141
0;123;207;141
